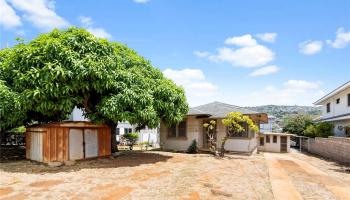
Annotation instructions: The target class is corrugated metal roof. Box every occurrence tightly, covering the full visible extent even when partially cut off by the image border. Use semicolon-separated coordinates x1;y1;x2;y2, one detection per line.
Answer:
188;101;258;118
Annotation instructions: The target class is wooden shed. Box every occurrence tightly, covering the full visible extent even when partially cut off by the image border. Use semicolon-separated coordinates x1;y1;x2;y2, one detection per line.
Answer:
26;121;111;163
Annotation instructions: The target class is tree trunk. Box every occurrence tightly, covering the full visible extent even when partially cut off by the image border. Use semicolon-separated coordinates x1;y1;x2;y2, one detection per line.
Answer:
220;136;228;157
109;124;119;153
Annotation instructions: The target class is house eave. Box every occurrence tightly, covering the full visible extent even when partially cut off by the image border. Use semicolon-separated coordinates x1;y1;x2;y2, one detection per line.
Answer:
316;113;350;122
313;81;350;105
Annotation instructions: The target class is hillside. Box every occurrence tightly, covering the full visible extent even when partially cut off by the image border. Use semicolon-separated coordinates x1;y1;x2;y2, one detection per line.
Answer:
245;105;322;119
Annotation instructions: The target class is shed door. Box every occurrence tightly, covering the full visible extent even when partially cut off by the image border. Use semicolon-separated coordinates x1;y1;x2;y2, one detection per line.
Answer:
30;132;43;162
84;129;98;158
280;136;287;153
69;129;84;160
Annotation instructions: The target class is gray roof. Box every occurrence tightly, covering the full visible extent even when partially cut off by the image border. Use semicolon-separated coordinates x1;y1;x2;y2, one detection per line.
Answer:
188;101;258;118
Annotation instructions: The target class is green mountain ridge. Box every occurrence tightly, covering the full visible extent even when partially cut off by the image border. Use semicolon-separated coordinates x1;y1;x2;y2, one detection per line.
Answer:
245;105;322;120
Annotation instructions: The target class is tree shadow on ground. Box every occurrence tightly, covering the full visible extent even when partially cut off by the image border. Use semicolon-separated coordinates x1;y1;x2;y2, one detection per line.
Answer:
0;151;173;174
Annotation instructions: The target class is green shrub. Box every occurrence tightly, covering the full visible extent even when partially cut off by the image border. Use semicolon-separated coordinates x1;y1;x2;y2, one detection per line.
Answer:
304;122;334;138
315;122;334;138
187;139;198;154
139;141;151;150
304;124;317;138
123;132;139;150
282;114;314;136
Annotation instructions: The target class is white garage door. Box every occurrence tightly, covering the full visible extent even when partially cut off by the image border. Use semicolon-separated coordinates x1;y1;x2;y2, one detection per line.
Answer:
69;129;84;160
84;129;98;158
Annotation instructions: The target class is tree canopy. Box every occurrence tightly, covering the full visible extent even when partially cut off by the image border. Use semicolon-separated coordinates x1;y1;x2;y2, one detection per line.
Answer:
304;122;334;138
282;114;313;136
0;28;189;147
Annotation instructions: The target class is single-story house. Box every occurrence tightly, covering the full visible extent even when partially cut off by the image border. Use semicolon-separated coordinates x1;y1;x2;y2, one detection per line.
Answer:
257;132;294;153
160;101;268;153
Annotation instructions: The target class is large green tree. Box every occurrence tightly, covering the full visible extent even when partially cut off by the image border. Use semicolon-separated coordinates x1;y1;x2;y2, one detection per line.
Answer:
282;114;313;136
0;27;189;152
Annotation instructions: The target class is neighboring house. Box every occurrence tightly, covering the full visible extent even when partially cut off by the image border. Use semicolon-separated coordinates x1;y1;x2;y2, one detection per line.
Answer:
260;115;282;133
260;115;277;132
116;122;159;147
258;132;293;153
70;107;159;146
160;101;268;153
314;81;350;137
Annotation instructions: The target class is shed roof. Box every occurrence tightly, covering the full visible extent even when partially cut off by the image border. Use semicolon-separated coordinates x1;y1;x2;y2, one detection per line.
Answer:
259;132;295;136
27;121;109;129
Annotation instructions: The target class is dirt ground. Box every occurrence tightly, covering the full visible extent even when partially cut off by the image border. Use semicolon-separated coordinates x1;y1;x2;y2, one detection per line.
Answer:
265;152;350;200
0;150;349;200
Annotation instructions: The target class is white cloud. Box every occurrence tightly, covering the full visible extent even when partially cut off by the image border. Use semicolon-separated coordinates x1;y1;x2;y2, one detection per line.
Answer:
283;80;321;90
86;28;112;39
200;34;275;68
256;32;277;43
236;80;324;106
163;68;218;105
249;65;279;77
209;45;275;68
193;50;209;58
326;27;350;49
8;0;69;31
15;29;26;36
78;16;93;27
0;0;22;29
299;40;323;55
225;34;257;46
133;0;150;3
79;16;112;39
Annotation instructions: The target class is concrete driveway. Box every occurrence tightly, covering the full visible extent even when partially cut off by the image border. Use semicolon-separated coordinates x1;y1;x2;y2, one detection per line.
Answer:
265;152;350;200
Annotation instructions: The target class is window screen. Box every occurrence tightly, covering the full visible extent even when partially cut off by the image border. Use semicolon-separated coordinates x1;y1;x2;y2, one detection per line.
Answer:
273;135;277;143
116;128;120;135
327;103;330;113
178;120;187;137
266;135;270;143
260;137;264;146
228;123;249;138
168;125;176;137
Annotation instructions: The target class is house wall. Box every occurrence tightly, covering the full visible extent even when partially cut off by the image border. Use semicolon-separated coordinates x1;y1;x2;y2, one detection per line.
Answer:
216;119;257;153
320;87;350;118
160;116;202;151
70;107;89;121
160;117;260;153
331;119;350;137
138;128;159;146
258;135;291;153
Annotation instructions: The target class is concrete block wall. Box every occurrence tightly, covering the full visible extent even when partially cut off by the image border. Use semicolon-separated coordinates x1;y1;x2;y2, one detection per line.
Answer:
307;137;350;164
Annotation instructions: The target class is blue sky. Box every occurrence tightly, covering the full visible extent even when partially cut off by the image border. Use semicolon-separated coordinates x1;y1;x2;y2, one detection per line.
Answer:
1;0;350;106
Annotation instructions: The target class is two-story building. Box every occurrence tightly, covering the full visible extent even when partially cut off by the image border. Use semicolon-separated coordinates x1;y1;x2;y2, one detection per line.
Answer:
314;81;350;137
